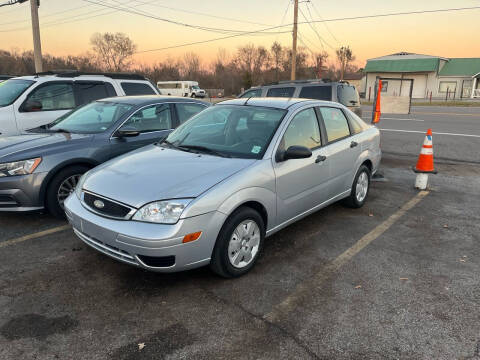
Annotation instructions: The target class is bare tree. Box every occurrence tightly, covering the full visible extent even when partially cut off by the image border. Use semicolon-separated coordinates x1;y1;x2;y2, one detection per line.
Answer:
90;32;137;72
182;52;201;79
336;46;355;80
270;42;284;81
313;51;329;79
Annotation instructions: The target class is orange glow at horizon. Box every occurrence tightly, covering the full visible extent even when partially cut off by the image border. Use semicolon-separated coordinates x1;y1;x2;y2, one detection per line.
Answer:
0;0;478;69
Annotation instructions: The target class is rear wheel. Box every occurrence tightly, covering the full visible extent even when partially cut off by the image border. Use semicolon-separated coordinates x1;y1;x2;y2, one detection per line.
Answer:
46;165;90;219
343;165;371;208
210;207;265;278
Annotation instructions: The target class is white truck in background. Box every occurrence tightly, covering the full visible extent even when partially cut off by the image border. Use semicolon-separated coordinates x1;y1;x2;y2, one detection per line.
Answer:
157;81;206;98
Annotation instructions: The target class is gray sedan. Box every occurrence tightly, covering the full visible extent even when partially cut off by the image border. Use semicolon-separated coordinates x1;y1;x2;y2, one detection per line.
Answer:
65;98;381;277
0;96;209;217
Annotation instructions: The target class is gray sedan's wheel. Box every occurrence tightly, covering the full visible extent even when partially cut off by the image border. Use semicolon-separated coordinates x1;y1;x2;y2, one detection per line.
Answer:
210;207;265;278
46;165;90;219
343;165;371;208
57;174;82;208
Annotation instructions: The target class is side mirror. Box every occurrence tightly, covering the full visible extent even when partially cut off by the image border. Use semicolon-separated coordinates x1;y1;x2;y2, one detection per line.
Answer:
115;127;140;138
24;100;43;112
282;146;312;161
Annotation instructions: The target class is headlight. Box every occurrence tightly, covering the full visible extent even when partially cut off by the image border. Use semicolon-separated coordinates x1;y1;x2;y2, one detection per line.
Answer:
0;158;42;177
75;171;89;199
132;199;192;224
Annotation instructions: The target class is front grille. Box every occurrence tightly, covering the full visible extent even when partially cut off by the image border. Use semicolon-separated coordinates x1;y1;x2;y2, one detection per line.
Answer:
83;192;132;219
137;255;175;268
73;228;139;266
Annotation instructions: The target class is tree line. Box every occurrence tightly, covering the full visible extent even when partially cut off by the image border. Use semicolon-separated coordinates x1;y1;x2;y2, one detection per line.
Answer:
0;32;360;96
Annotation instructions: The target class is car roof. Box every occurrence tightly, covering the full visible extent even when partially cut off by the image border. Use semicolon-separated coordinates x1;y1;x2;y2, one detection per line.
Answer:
97;95;209;106
216;97;339;110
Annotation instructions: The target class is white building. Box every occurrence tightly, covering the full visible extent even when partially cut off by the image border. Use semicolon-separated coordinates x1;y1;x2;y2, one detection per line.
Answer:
363;52;480;100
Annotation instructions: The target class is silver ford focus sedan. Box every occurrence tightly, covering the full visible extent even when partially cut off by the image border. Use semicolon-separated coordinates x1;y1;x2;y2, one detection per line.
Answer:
65;98;381;277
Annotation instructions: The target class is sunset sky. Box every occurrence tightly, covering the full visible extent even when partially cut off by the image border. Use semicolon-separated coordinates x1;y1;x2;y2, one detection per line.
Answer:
0;0;479;68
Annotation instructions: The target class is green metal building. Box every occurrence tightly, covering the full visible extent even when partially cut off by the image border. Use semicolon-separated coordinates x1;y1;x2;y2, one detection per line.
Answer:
363;52;480;99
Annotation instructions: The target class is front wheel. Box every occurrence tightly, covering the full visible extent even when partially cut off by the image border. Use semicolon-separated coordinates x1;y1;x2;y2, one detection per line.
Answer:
45;165;90;219
343;165;371;208
210;207;265;278
191;93;196;98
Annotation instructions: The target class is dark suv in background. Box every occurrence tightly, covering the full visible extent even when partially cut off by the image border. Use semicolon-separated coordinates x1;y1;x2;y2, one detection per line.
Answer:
238;80;362;117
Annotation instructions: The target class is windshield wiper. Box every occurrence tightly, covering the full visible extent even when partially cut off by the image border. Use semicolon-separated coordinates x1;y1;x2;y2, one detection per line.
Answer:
177;145;231;158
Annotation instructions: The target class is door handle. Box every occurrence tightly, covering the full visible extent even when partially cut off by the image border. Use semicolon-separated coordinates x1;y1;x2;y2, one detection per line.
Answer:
315;155;327;163
350;141;358;148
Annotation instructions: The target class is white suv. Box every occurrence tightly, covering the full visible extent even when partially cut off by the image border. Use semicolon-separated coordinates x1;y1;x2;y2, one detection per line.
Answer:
0;71;160;136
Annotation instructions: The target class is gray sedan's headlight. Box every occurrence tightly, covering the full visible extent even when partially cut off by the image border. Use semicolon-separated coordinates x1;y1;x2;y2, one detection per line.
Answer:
0;158;42;177
132;199;193;224
75;172;89;199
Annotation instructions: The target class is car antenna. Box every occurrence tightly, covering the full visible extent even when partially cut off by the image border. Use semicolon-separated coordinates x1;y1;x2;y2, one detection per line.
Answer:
244;97;252;105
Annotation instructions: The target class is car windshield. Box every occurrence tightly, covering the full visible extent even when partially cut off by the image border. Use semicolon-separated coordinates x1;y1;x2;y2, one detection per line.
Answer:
0;79;34;107
49;101;134;134
192;85;200;90
337;85;360;106
164;105;287;159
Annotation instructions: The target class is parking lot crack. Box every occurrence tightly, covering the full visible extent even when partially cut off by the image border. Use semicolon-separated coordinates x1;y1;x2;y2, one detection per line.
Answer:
199;286;321;360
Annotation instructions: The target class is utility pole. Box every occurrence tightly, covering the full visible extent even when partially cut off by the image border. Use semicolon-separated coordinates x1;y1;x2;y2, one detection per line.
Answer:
29;0;43;72
291;0;298;80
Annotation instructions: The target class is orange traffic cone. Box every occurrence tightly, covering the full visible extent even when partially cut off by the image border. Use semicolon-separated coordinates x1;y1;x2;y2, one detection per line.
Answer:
413;129;437;189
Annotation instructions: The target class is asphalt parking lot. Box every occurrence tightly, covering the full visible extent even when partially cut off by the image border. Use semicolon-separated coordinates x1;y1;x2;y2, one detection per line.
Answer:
1;151;480;359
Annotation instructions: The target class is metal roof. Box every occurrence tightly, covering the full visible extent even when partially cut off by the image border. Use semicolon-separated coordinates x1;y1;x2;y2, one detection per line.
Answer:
217;97;317;109
364;58;439;73
438;58;480;77
97;95;209;106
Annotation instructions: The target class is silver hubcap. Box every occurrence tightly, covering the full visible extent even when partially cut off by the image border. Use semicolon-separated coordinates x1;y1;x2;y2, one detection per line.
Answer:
228;220;261;269
57;174;81;209
356;172;369;203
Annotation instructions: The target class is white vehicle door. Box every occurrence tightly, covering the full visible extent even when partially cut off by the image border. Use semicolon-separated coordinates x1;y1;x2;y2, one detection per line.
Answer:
273;107;330;225
13;81;75;132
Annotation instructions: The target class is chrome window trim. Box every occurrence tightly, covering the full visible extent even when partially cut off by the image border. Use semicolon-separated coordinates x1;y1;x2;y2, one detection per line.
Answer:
81;190;136;220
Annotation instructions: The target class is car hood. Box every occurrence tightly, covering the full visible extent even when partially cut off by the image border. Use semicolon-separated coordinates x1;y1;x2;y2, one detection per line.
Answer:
0;133;93;162
83;145;256;208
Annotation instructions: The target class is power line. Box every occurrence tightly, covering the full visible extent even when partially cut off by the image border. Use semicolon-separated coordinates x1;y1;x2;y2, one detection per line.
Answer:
0;3;95;26
136;5;480;53
82;0;287;35
130;0;271;27
298;5;327;51
304;1;336;50
0;0;138;32
308;0;341;45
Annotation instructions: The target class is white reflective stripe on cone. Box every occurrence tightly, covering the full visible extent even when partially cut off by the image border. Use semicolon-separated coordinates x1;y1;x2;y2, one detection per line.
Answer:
420;148;434;155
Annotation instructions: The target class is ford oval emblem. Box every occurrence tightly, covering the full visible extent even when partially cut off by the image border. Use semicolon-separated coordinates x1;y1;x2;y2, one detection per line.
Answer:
93;200;105;209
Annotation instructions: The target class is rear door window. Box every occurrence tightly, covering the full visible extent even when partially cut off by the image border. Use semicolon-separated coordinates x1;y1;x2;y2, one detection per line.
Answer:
121;82;156;96
266;87;295;98
75;82;110;105
175;103;207;124
337;85;360;106
299;85;332;101
320;107;351;142
121;104;172;132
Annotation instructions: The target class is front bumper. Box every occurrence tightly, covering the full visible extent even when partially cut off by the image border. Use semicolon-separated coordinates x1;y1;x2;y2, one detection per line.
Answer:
0;172;48;211
64;194;227;272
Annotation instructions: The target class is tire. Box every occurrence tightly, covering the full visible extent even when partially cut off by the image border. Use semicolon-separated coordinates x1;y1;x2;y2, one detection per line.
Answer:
45;165;90;219
210;207;265;278
343;165;371;208
191;93;196;98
